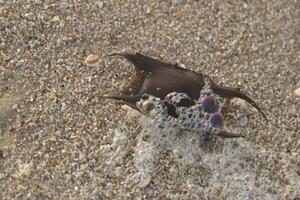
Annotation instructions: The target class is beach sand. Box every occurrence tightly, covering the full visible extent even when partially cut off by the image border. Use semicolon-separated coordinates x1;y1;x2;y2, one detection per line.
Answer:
0;0;299;199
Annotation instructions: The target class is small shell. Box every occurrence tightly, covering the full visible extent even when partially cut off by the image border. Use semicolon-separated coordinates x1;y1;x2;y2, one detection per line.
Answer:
85;54;99;65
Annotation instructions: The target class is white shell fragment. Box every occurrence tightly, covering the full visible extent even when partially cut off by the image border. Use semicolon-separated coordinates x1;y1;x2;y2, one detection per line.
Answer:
294;87;300;96
85;54;100;66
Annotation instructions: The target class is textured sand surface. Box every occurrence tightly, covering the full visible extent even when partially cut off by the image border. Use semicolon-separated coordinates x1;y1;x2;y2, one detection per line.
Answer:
0;0;299;199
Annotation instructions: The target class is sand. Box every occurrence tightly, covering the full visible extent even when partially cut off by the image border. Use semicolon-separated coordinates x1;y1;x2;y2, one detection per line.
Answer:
0;0;299;199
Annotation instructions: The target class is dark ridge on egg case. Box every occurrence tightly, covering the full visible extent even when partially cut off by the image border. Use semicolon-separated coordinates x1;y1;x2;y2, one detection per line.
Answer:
101;53;267;121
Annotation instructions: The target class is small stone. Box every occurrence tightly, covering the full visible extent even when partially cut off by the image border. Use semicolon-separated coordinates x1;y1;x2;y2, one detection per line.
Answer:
294;87;300;96
15;162;32;178
78;100;87;107
61;102;67;111
142;100;155;112
51;15;60;22
138;173;152;188
1;51;12;61
173;149;182;159
97;1;104;8
145;6;151;14
85;54;100;65
121;105;141;118
48;88;60;100
231;98;247;108
179;63;187;69
173;11;184;19
189;137;197;145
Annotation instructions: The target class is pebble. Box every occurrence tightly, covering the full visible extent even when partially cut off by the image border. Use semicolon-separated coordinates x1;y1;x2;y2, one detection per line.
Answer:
121;105;141;118
189;137;197;145
138;173;152;188
231;98;247;109
173;149;182;159
173;11;184;20
51;15;60;22
1;51;12;61
142;100;155;112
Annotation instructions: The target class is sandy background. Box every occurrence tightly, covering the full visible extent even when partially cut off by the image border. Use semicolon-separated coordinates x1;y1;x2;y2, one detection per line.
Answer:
0;0;299;199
